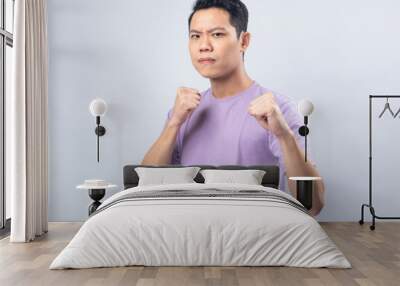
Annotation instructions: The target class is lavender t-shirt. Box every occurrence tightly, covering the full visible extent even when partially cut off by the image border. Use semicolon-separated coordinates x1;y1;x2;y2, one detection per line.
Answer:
166;81;310;193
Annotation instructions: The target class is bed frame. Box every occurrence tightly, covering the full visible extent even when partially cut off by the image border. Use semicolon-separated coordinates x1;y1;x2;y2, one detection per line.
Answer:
123;165;280;189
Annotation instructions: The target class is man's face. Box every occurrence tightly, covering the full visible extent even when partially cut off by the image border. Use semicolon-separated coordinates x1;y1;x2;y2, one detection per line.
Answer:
189;8;246;80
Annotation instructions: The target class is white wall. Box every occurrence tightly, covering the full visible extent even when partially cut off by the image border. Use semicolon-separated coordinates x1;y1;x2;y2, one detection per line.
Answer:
47;0;400;221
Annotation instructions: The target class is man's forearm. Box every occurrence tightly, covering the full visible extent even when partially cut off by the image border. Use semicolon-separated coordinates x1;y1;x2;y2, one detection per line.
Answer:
141;122;180;165
277;131;325;216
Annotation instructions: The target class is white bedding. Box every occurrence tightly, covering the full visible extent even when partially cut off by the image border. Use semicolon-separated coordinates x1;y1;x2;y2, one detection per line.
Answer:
50;183;351;269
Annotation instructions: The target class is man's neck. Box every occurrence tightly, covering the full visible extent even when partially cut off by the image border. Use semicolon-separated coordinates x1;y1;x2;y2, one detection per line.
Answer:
210;68;254;99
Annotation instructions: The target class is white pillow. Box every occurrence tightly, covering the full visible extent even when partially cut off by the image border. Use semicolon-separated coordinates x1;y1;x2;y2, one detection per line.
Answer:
200;169;266;185
135;167;201;186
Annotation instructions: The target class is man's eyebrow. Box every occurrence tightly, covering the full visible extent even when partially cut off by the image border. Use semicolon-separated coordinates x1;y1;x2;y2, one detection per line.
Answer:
189;27;228;33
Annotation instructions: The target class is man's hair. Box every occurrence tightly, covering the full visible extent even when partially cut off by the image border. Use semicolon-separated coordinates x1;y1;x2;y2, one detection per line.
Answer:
188;0;249;39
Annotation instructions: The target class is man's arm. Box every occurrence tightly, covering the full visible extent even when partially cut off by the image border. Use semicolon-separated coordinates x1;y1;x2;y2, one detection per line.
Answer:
141;121;180;165
278;131;325;216
248;92;325;216
141;87;201;165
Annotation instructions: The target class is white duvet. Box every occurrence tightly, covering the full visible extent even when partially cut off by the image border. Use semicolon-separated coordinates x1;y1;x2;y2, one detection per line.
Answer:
50;183;351;269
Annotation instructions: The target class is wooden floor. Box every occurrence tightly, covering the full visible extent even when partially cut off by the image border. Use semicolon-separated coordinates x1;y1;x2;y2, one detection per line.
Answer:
0;222;399;286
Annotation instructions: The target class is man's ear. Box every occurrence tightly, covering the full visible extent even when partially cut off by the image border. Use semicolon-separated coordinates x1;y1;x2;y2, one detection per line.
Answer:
240;32;251;52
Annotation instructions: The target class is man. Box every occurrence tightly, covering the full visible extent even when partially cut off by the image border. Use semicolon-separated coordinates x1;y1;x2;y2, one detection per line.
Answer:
142;0;325;216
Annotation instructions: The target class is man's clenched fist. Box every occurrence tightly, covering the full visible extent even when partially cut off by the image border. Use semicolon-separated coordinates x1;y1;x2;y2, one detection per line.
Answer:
168;87;201;127
247;92;292;139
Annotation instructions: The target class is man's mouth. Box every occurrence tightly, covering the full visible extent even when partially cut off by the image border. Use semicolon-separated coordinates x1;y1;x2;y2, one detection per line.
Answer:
198;58;216;64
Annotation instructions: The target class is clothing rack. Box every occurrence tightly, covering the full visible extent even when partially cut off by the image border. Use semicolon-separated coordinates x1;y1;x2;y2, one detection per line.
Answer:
359;95;400;230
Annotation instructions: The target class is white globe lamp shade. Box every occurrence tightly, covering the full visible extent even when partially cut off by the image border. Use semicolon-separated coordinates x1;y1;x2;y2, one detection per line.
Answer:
298;99;314;116
89;98;107;117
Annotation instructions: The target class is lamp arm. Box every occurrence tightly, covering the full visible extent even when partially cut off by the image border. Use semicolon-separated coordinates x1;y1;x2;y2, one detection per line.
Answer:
97;116;100;162
298;115;309;163
305;131;307;162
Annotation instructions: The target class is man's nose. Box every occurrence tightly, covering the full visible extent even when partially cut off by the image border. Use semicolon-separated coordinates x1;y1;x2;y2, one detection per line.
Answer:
199;36;213;52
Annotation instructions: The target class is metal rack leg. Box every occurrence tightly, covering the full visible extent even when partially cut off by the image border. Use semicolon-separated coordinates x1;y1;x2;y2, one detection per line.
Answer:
359;204;368;225
369;206;376;231
360;203;400;230
359;203;376;230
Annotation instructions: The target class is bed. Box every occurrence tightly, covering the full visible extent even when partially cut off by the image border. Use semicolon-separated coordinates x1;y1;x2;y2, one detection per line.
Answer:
49;165;351;269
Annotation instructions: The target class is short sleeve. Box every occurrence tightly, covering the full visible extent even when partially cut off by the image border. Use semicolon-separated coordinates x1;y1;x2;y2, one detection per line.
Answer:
267;94;316;191
166;109;181;165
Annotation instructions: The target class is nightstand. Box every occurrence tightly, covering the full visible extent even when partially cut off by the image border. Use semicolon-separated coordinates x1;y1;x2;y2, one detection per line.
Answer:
289;176;321;210
77;181;117;215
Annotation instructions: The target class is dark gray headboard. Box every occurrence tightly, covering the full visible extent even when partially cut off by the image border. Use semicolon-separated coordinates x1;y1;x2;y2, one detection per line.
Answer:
123;165;280;189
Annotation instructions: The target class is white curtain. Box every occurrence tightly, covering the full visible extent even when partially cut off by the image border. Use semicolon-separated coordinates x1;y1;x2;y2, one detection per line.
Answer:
9;0;48;242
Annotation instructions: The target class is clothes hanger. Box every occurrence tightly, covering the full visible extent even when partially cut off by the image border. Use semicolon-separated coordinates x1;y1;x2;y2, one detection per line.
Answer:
394;105;400;118
378;97;395;118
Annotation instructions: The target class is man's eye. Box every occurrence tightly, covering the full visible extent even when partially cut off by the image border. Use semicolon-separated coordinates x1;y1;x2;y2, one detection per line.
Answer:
213;33;224;38
190;34;200;39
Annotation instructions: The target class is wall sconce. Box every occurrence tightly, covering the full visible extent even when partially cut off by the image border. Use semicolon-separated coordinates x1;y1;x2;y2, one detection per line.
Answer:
289;99;321;211
89;98;107;162
298;99;314;162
